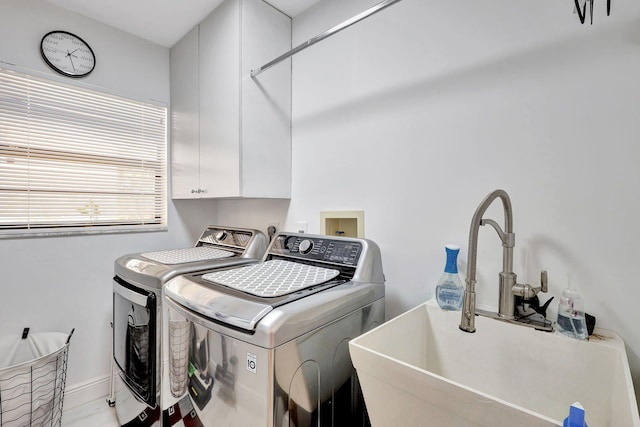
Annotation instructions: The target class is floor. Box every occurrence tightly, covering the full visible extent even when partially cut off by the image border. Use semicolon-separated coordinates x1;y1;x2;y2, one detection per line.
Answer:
62;396;119;427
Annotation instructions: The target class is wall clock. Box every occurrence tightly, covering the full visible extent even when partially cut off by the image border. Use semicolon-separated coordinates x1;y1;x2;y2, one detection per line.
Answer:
40;31;96;78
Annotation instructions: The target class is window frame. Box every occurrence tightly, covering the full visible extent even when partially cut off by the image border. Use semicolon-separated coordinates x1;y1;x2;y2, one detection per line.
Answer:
0;66;168;238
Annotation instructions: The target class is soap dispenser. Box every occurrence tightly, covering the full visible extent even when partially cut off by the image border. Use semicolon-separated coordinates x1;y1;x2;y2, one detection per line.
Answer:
435;244;464;311
556;277;588;340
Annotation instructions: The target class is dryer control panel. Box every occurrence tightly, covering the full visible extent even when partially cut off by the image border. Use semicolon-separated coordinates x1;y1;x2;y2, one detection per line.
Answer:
270;234;362;266
197;226;255;250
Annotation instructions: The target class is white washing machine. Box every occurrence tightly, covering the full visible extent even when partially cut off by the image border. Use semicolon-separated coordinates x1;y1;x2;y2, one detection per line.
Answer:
111;226;267;426
162;232;385;427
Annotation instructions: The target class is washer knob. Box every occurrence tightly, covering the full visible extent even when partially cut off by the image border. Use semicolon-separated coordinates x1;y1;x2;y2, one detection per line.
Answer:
215;230;227;241
299;239;313;254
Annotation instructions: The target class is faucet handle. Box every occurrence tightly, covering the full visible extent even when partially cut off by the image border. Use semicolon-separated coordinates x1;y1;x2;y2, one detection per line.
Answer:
513;270;548;300
540;270;548;293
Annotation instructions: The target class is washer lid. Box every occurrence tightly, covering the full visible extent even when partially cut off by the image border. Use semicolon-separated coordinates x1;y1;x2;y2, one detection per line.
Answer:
164;276;273;331
140;246;234;264
202;260;340;297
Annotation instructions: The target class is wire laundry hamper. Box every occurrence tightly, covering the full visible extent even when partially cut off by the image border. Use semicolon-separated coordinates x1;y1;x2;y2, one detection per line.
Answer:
0;328;74;427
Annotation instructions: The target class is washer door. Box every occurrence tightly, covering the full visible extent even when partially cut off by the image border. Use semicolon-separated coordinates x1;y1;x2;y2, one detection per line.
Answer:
163;300;271;427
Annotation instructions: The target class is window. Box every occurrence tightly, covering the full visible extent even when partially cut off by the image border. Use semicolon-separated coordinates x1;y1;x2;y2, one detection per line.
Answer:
0;67;167;237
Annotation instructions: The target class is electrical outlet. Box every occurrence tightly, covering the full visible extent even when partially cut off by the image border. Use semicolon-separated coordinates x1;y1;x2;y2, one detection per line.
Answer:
297;221;307;233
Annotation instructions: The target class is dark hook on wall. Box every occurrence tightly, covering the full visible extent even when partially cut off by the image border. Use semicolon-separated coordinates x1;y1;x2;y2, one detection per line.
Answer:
574;0;586;23
574;0;611;24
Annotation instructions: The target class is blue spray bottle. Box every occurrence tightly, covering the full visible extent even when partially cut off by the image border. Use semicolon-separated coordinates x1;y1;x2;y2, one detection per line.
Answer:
435;244;464;311
563;402;588;427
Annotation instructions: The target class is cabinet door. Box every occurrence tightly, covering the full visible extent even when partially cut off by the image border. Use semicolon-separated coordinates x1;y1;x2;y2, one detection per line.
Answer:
199;0;241;198
170;27;200;199
241;0;292;198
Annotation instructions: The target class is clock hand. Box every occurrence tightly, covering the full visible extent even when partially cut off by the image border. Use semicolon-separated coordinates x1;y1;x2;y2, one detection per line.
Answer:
45;46;68;55
66;50;76;72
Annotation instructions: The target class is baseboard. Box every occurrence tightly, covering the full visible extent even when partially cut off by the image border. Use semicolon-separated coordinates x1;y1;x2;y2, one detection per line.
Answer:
63;374;112;411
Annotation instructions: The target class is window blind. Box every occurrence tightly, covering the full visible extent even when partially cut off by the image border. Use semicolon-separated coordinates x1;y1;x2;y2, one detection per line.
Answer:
0;67;167;236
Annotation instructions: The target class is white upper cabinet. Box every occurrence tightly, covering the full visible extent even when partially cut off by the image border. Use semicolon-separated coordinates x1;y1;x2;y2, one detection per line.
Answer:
171;0;292;199
171;26;200;198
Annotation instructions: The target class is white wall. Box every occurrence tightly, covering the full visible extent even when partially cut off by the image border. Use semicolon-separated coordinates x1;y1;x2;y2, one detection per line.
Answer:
2;0;639;410
215;0;640;403
0;0;218;398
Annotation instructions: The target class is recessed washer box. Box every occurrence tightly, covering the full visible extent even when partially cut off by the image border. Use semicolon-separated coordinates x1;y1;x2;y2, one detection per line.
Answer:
320;210;364;238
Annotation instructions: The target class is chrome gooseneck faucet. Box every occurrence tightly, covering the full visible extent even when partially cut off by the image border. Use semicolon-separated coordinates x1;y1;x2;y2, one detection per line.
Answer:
459;189;551;333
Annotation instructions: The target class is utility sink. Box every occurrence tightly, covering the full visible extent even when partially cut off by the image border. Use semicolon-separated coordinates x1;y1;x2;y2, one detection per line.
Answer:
349;300;640;426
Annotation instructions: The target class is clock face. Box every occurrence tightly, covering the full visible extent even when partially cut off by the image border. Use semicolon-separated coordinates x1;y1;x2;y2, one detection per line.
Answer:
40;31;95;78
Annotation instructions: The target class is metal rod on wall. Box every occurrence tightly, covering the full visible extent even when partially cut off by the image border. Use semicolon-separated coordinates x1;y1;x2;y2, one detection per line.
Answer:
251;0;403;78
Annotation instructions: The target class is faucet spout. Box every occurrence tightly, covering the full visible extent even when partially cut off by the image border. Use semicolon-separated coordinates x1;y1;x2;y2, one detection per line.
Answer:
459;189;514;333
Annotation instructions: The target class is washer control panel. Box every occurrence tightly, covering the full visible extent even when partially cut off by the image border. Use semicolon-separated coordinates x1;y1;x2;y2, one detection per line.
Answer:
271;234;362;266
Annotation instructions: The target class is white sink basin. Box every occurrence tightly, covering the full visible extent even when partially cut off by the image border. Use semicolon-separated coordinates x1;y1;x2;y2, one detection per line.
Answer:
349;300;640;427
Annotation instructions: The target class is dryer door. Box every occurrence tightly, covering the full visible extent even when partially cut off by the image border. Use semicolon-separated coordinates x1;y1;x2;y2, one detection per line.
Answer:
113;277;157;406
